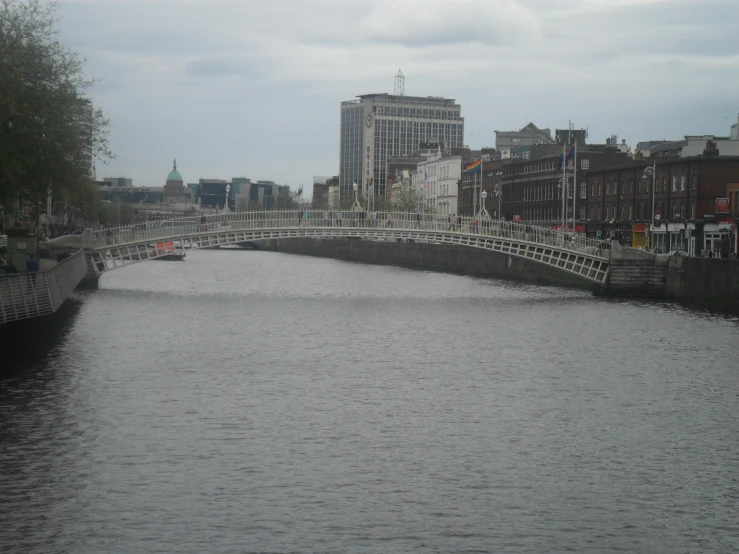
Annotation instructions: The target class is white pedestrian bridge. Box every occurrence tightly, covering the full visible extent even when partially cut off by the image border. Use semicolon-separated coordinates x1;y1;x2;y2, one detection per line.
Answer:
90;210;610;282
2;211;610;325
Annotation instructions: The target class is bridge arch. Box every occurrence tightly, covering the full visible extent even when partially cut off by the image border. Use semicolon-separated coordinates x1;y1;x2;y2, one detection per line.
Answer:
88;211;609;284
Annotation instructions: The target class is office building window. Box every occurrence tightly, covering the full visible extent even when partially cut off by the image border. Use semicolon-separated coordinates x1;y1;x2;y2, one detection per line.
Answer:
581;182;587;199
691;174;696;190
691;200;696;218
672;176;676;192
629;205;633;220
662;176;667;192
581;159;590;170
680;175;685;191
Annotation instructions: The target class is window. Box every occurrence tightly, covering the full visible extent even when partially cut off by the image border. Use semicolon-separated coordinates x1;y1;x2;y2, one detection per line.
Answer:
691;174;696;190
680;175;685;191
606;183;610;196
581;182;587;199
629;205;633;220
691;200;696;218
680;202;685;219
567;159;574;169
672;202;677;218
581;159;590;170
638;180;643;193
591;183;595;197
598;183;602;197
662;176;667;192
672;176;676;192
629;180;633;194
636;204;641;220
620;206;624;221
580;206;586;220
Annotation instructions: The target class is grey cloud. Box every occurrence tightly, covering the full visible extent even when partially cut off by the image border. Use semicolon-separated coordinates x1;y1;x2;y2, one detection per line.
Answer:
185;59;242;78
55;0;739;191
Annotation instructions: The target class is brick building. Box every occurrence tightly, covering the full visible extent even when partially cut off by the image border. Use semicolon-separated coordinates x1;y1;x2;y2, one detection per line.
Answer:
459;158;503;217
585;154;739;256
499;144;629;227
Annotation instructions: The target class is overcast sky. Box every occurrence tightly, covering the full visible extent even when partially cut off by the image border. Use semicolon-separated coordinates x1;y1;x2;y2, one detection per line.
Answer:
58;0;738;196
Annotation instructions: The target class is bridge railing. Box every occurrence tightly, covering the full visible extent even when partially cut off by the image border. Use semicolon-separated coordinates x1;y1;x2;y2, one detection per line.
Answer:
91;210;605;256
0;249;88;324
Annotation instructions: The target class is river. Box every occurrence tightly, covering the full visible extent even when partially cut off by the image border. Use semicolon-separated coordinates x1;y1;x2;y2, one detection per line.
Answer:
1;249;737;553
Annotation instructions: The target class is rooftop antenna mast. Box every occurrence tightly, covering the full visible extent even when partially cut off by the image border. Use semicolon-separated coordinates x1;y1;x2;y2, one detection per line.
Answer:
394;69;405;96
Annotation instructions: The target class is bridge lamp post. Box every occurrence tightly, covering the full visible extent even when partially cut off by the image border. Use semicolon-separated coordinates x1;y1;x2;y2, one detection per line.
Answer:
494;183;502;220
222;183;231;214
352;182;362;212
642;162;656;250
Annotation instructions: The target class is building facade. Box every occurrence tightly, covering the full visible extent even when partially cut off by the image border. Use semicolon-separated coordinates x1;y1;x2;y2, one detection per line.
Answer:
499;144;630;227
495;123;554;159
103;177;133;188
586;155;739;256
411;153;463;215
339;93;464;202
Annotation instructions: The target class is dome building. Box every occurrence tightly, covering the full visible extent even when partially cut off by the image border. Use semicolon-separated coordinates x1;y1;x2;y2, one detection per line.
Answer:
163;158;186;201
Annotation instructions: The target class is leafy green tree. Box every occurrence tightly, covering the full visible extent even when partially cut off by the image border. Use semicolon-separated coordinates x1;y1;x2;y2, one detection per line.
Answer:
0;0;112;219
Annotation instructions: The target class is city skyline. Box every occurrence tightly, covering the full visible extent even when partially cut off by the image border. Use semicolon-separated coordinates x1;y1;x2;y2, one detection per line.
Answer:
58;0;738;195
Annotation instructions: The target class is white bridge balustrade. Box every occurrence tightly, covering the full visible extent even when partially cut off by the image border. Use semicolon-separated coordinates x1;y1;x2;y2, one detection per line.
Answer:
90;211;611;284
0;249;88;325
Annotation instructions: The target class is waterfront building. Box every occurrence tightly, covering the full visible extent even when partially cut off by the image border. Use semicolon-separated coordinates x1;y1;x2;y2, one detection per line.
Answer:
103;177;133;188
339;91;464;203
410;149;464;215
495;123;555;160
458;150;501;217
163;159;187;203
312;176;336;210
585;150;739;256
499;141;630;228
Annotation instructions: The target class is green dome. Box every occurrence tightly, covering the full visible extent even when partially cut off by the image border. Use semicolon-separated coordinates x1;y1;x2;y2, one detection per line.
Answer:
167;158;182;181
167;169;182;181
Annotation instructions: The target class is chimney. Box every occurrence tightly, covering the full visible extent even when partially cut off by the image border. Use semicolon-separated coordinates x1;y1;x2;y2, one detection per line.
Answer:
703;139;719;156
622;139;626;145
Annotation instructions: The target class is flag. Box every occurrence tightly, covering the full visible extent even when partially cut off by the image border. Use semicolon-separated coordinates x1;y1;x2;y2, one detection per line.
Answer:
464;158;482;174
556;143;576;171
424;178;429;189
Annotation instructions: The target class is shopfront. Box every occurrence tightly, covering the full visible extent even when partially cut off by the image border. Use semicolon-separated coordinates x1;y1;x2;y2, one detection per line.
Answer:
632;223;648;248
653;221;737;257
650;222;688;254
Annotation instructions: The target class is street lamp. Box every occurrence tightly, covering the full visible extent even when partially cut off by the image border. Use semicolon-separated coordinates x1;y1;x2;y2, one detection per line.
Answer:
222;183;231;214
642;161;656;250
477;190;490;219
494;183;502;220
352;182;362;212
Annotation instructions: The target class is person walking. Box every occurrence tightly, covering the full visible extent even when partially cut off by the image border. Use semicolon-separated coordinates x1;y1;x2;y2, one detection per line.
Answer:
26;253;39;293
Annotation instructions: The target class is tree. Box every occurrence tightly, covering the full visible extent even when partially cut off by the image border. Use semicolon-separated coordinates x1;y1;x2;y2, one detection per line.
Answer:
0;0;113;218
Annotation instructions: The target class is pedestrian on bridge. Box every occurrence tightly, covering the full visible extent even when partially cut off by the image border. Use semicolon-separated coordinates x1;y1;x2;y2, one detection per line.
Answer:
26;253;39;293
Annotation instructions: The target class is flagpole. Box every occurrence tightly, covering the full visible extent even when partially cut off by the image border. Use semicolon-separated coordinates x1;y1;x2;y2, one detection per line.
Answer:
472;162;477;218
561;141;566;233
573;136;577;234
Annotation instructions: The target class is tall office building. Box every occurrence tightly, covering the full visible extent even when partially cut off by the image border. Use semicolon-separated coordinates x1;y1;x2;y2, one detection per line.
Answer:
339;93;464;201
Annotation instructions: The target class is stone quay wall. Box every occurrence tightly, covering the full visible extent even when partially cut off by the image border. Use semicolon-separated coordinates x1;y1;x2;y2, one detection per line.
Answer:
604;241;671;297
665;256;739;311
257;237;599;290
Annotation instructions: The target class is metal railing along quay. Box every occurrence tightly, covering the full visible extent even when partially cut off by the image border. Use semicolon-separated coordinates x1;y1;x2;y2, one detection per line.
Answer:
0;249;88;325
91;210;607;257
